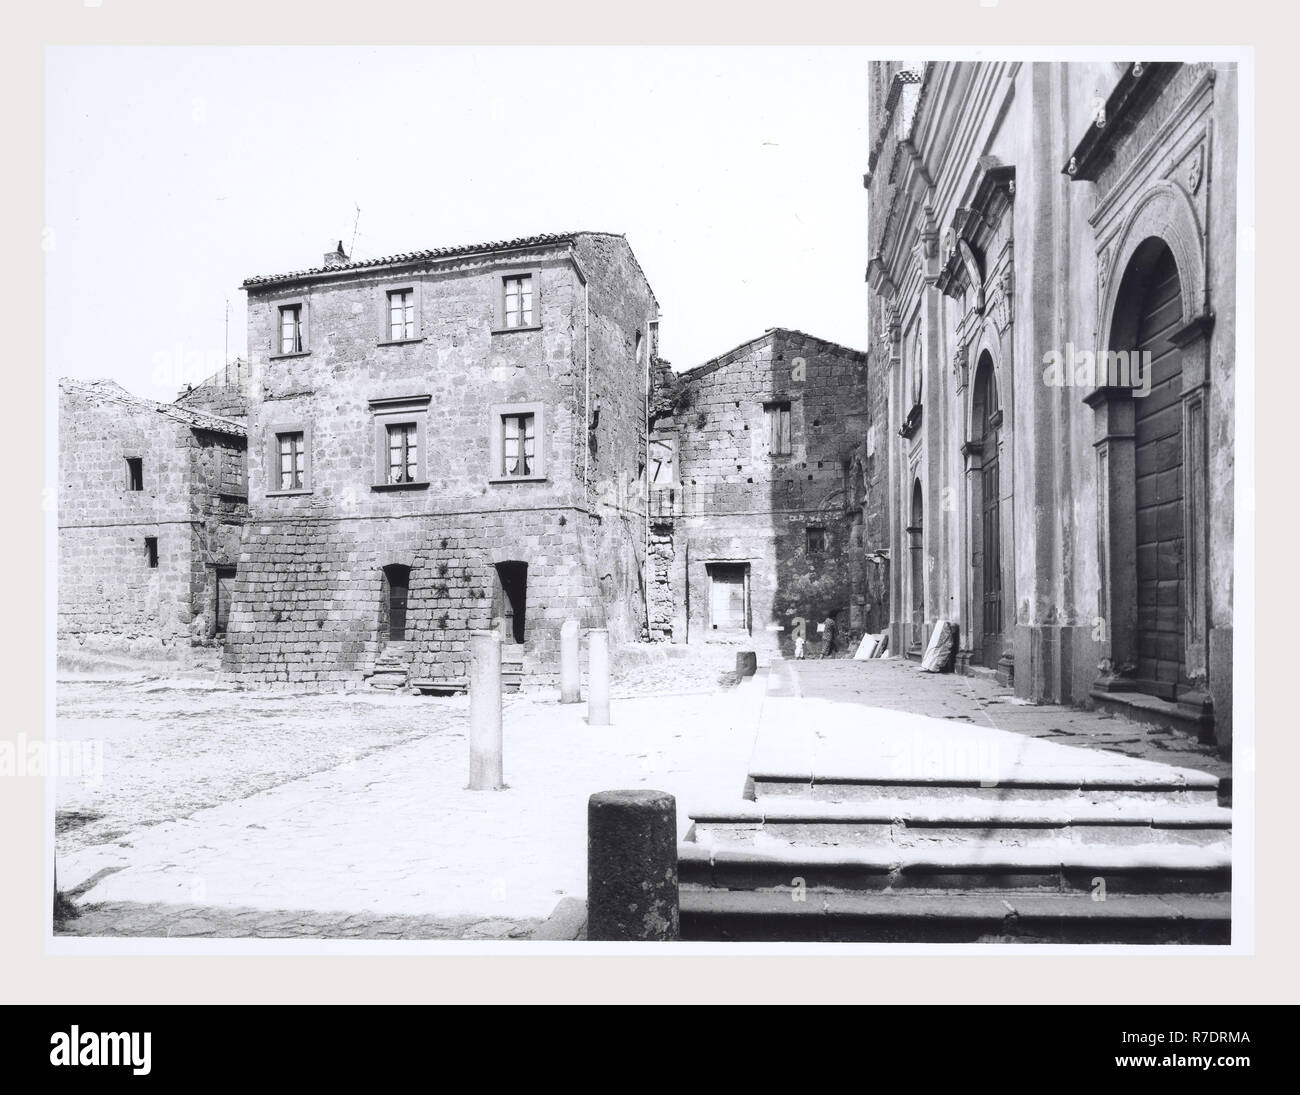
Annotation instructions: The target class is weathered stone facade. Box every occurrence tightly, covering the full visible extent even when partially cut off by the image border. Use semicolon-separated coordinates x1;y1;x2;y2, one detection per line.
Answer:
865;61;1236;751
648;329;869;655
57;378;248;656
223;232;658;689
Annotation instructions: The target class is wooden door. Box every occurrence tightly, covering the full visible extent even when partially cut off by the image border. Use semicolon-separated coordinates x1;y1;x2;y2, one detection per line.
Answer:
1132;246;1185;692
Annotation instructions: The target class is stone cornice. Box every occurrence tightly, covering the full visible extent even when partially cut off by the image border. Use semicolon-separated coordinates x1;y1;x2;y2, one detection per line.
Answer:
1064;62;1182;182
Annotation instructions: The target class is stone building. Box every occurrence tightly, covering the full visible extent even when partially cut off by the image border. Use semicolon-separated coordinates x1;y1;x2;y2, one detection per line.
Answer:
865;61;1237;750
647;328;871;655
57;378;249;655
223;232;658;690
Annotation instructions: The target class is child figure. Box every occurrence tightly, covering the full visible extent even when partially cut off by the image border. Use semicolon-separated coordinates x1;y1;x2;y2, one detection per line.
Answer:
791;616;807;660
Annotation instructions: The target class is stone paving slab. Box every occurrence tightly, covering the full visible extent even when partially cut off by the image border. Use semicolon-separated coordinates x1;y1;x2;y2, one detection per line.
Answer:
781;658;1230;783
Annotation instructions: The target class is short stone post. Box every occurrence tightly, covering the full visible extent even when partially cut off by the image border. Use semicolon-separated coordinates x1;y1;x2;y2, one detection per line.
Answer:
560;619;581;704
587;627;610;726
736;650;757;677
468;629;504;790
587;790;679;941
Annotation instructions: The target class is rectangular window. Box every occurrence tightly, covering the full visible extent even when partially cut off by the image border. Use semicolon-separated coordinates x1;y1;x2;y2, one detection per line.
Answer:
144;536;158;568
386;422;419;484
387;289;415;341
806;527;827;555
126;457;143;492
278;304;303;354
277;431;305;491
501;412;535;477
766;401;792;455
502;274;534;329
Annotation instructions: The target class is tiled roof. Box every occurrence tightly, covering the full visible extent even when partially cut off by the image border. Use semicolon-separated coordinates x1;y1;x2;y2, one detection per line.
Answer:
241;231;589;288
59;377;246;438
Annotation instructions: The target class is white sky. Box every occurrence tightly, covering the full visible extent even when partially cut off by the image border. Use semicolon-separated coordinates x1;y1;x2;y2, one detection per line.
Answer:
46;46;870;400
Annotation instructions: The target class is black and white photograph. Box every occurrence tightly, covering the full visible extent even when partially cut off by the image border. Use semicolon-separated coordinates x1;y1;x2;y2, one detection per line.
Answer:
41;45;1251;955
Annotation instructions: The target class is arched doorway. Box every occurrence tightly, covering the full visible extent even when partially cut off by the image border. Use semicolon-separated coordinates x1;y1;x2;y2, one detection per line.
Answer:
381;564;411;645
1113;239;1186;694
908;479;924;652
971;352;1003;668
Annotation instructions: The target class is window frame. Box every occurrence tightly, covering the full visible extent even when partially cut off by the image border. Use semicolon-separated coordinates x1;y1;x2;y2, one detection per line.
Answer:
144;535;159;569
491;268;543;334
125;456;144;492
377;282;424;346
806;526;828;555
489;401;546;483
269;295;310;359
265;422;313;496
369;395;431;490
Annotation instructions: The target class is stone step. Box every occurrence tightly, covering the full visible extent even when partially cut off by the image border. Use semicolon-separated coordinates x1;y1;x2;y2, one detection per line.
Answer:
679;888;1231;944
687;799;1231;849
748;771;1221;808
677;840;1230;894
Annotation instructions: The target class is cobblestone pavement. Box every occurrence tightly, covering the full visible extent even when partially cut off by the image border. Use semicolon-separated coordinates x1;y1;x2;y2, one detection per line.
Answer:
55;901;539;941
55;644;742;860
54;647;1231;941
55;659;762;941
55;676;467;855
780;656;1231;784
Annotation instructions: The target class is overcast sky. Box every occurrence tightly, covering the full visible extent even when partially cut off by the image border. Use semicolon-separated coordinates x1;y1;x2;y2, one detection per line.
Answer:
46;46;870;400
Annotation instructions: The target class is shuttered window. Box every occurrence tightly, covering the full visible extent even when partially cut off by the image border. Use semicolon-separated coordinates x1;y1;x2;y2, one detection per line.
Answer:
387;289;415;341
278;431;305;491
503;275;534;328
278;304;303;354
766;401;792;455
387;422;418;484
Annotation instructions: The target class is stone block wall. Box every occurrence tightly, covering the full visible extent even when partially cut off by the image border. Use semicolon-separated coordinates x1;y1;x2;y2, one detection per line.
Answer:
649;329;869;652
225;233;655;687
57;379;248;654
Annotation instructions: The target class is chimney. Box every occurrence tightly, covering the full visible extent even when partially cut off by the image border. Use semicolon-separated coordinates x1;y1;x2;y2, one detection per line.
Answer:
323;240;349;268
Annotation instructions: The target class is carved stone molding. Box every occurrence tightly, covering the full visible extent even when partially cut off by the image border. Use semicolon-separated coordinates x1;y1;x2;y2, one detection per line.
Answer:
1187;143;1204;195
952;335;970;392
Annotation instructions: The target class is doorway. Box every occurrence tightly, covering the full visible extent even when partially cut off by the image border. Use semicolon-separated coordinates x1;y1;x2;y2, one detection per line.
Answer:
214;565;236;637
908;480;924;651
706;563;749;633
1129;241;1186;694
493;561;528;644
972;354;1004;668
382;564;411;644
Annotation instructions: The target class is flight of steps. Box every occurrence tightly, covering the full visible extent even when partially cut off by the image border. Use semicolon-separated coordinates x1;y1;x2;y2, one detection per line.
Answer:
679;768;1231;944
365;644;411;691
501;646;524;694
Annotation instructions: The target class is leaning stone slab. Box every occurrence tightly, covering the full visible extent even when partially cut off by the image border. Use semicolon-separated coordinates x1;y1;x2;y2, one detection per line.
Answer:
921;620;956;673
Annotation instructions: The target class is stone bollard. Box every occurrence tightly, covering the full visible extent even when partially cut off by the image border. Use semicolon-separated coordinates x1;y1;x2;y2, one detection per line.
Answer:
587;790;679;941
587;627;610;726
560;619;581;704
468;629;504;790
736;650;758;677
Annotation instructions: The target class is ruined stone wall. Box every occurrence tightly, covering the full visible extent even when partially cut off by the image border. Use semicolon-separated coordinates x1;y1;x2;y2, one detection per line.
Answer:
575;234;656;644
57;380;247;655
655;329;869;653
175;358;251;422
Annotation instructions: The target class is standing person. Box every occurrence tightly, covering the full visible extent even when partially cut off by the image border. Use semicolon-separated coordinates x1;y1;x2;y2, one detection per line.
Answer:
791;616;806;660
820;613;838;659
